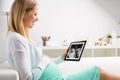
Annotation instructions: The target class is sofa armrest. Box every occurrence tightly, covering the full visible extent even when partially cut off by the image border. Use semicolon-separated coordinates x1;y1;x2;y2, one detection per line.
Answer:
0;61;19;80
0;68;19;80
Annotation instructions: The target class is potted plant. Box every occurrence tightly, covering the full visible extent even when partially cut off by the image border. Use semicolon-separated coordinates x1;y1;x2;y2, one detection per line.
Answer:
107;34;112;38
107;33;112;44
41;36;51;46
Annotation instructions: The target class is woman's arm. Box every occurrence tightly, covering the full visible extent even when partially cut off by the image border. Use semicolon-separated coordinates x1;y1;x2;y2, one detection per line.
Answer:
52;56;64;64
52;49;68;64
10;38;42;80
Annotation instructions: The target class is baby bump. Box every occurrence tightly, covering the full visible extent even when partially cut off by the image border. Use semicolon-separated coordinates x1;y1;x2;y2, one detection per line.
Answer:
40;62;64;80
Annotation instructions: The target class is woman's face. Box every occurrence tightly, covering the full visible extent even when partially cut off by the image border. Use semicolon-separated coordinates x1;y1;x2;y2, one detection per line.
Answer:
23;6;38;29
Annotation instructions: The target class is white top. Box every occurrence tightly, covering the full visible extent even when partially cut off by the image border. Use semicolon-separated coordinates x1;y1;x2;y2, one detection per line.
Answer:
6;32;63;80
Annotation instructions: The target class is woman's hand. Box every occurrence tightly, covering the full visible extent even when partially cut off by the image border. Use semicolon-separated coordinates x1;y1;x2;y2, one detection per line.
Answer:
61;48;69;60
37;55;51;70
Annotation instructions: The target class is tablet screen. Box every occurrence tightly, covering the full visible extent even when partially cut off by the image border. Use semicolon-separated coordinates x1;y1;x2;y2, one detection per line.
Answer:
64;40;87;61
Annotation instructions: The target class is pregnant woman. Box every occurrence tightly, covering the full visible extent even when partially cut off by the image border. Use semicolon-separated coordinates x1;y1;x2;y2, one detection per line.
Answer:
6;0;120;80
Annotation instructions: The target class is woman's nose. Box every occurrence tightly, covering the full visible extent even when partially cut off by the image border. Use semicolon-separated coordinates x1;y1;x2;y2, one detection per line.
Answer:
36;17;39;21
35;15;39;21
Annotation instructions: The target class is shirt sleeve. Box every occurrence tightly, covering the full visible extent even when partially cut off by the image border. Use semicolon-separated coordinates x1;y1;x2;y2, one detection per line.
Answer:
10;38;42;80
32;67;42;80
52;56;64;64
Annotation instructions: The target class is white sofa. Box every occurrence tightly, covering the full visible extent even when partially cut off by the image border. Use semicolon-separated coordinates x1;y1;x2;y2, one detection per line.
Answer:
0;57;120;80
0;61;19;80
59;57;120;77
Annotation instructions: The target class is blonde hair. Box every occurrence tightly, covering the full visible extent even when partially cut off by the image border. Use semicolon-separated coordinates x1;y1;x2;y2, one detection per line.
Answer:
8;0;38;40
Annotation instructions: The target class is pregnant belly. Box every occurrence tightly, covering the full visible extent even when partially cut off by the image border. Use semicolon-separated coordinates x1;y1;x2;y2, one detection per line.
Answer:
40;62;64;80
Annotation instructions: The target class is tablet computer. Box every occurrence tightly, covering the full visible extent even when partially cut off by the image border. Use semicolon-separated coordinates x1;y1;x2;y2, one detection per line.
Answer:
64;40;87;61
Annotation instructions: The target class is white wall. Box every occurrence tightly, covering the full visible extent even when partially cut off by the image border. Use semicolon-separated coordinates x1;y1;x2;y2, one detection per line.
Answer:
0;13;8;63
0;0;14;12
0;1;1;11
0;0;13;63
0;0;120;62
95;0;120;21
30;0;120;45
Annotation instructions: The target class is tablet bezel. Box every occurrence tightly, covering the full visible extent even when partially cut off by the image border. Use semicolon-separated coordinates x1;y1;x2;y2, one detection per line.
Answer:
64;40;87;61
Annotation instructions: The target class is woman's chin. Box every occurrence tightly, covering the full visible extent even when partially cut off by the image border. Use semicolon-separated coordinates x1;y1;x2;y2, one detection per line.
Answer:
29;25;34;28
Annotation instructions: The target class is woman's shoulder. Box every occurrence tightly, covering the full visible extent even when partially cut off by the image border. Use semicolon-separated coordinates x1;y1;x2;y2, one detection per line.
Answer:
7;31;29;45
8;31;21;39
7;31;40;47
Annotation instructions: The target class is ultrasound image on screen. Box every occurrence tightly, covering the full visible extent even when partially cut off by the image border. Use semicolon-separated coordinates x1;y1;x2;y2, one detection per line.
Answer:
65;40;86;61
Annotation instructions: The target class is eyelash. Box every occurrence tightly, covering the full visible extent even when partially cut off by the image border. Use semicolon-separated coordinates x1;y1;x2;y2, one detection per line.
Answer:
34;14;37;16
